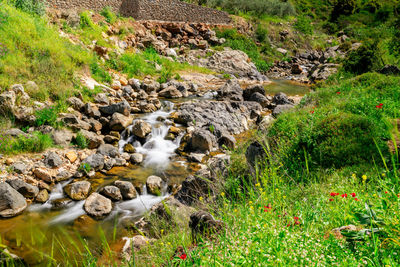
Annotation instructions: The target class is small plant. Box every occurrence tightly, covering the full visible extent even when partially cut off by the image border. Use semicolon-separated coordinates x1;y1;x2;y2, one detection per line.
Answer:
294;15;313;35
80;11;96;29
157;68;173;84
13;0;46;16
255;24;268;43
100;7;117;24
79;162;91;174
35;106;60;128
209;124;215;133
74;132;88;149
90;60;112;83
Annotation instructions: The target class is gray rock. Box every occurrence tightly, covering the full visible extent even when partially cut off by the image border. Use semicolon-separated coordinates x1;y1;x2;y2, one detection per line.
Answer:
272;92;293;106
83;103;101;118
130;153;144;164
5;128;25;137
189;211;224;240
36;189;49;203
243;85;266;100
146;175;163;195
272;104;294;118
94;93;109;105
0;91;16;115
132;120;152;138
109;113;133;131
188;153;205;163
100;186;123;201
189;129;217;152
45;152;63;168
84;193;112;218
11;162;27;174
114;181;137;200
7;179;39;198
97;144;120;158
67;97;84;111
249;92;270;108
52;130;73;146
82;154;105;171
80;130;104;149
99;101;131;116
158;86;183;99
245;141;267;174
217;80;243;102
64;181;91;200
0;182;27;218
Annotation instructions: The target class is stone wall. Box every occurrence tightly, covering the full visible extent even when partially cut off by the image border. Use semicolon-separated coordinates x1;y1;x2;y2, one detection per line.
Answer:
46;0;231;24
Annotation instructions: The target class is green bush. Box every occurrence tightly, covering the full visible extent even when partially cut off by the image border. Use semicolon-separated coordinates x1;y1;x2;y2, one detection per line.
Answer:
90;60;112;83
343;41;382;75
80;11;96;29
330;0;358;21
255;24;268;43
294;15;313;35
100;7;117;24
74;132;88;149
35;106;59;128
0;131;54;154
12;0;46;16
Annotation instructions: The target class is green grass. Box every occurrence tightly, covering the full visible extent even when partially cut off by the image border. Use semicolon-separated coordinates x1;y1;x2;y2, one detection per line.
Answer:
0;2;93;101
0;131;54;154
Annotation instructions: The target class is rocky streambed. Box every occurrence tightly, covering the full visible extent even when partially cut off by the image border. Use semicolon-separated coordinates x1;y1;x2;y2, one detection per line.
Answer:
0;78;308;264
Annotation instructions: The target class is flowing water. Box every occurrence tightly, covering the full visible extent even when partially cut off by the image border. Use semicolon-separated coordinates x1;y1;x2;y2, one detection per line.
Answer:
0;80;309;265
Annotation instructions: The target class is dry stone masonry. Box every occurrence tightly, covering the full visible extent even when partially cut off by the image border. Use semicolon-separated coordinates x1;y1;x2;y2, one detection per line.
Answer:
46;0;231;24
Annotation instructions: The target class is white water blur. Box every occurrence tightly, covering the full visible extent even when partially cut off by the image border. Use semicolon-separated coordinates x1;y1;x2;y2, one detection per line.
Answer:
29;179;72;212
49;201;85;225
119;101;183;169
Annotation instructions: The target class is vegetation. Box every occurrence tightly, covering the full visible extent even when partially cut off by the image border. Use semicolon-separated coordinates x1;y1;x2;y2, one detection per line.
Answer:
74;131;88;149
0;131;54;154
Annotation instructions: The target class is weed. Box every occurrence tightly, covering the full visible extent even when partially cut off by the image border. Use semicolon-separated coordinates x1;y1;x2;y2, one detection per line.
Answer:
74;132;88;149
100;7;117;24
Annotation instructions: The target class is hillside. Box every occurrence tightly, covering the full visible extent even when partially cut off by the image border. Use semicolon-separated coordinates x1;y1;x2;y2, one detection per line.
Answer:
0;0;400;266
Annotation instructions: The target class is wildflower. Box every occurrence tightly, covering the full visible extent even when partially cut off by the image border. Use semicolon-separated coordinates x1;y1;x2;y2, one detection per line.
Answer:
341;193;348;198
167;242;171;246
264;205;272;212
352;173;356;178
373;194;377;198
255;183;260;187
397;194;400;198
283;196;286;199
179;254;187;260
310;110;315;114
329;198;334;202
382;173;386;177
330;192;337;197
294;216;299;221
275;188;279;191
351;193;356;198
160;229;164;234
249;201;253;205
362;175;367;181
336;92;341;94
286;224;291;227
199;196;203;201
294;220;301;225
385;191;388;194
220;192;225;197
354;198;359;201
234;209;238;213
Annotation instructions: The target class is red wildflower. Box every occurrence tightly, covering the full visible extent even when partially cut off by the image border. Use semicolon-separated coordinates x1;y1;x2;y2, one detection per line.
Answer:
310;110;315;114
385;191;388;194
330;192;337;197
294;216;299;220
179;254;187;260
286;224;291;227
329;198;334;202
354;198;360;201
351;193;356;197
341;193;348;198
336;92;341;94
264;205;272;212
294;220;301;225
398;194;400;198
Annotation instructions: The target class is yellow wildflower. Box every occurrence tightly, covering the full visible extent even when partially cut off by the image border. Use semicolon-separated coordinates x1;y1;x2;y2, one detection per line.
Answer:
160;229;164;234
283;196;287;199
352;173;356;178
234;209;238;213
255;183;261;187
249;201;253;205
199;196;204;201
362;175;367;181
221;192;225;197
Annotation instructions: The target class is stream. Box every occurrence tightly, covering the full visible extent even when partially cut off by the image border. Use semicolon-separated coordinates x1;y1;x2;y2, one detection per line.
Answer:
0;80;309;265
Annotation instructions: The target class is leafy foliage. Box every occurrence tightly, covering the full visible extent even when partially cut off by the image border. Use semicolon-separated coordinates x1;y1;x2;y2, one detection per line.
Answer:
0;131;54;154
100;7;117;24
74;132;88;149
343;41;382;75
294;15;313;35
11;0;46;16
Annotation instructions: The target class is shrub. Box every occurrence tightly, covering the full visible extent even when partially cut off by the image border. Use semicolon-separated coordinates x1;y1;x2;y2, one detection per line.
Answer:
100;7;117;24
12;0;46;16
343;41;382;75
255;24;268;43
80;11;96;29
74;132;88;149
0;131;54;154
35;106;59;128
294;15;313;35
330;0;358;21
90;60;112;83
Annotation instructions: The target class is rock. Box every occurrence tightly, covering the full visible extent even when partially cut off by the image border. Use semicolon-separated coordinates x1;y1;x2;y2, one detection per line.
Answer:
277;48;288;54
114;181;137;199
124;144;136;153
67;97;84;111
51;198;73;210
11;162;27;174
130;153;143;164
217;80;243;102
189;129;217;152
83;103;101;119
104;135;119;144
100;186;123;201
132;120;152;138
379;65;400;75
33;167;53;183
84;193;112;219
146;175;163;195
52;130;73;146
82;154;105;171
332;225;357;239
65;181;91;200
60;114;91;131
0;91;15;114
97;144;119;158
218;132;236;149
291;64;303;74
243;85;266;100
65;151;78;163
189;211;224;240
245;141;267;174
258;115;275;131
112;80;122;90
249;92;269;108
80;130;104;149
94;93;109;105
5;128;25;137
5;159;14;166
7;178;39;198
36;189;49;203
272;104;294;118
158;86;183;98
188;153;205;163
272;92;293;105
109;113;133;131
0;182;27;218
45;152;63;168
176;175;212;205
99;101;131;116
121;235;154;261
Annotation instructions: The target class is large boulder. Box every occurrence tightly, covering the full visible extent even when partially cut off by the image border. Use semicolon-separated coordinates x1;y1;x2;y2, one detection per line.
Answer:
97;144;120;158
99;101;131;116
272;92;293;106
245;141;268;174
114;181;137;200
189;129;217;152
100;186;123;201
45;152;63;168
109;113;133;131
82;154;105;171
158;86;183;99
67;97;84;111
80;130;104;149
7;179;39;198
132;120;152;138
217;80;243;102
243;85;266;100
272;104;294;118
84;193;112;219
33;167;53;183
146;176;163;195
0;91;16;115
64;181;91;200
52;130;73;146
189;211;224;240
249;92;270;108
11;162;28;174
0;182;27;218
